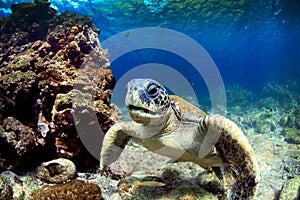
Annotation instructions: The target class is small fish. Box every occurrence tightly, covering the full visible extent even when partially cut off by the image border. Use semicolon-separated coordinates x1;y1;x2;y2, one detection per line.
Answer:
127;174;166;188
132;180;166;187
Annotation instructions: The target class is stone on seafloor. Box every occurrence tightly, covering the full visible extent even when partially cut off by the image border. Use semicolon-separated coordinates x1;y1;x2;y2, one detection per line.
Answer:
1;171;43;199
36;158;76;183
279;176;300;200
117;163;222;199
283;128;300;144
32;179;102;200
281;109;300;144
0;176;12;200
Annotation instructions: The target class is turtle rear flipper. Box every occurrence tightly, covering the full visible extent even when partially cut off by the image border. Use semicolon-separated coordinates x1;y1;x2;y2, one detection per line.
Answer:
198;115;260;199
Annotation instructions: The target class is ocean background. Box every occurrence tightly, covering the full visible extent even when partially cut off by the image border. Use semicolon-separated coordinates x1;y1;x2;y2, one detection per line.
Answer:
1;0;299;105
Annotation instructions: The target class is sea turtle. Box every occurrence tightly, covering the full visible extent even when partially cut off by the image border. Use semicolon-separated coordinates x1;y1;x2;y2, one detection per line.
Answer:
100;78;260;199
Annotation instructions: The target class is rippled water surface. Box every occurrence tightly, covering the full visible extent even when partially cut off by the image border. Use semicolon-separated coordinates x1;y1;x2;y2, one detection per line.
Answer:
1;0;299;96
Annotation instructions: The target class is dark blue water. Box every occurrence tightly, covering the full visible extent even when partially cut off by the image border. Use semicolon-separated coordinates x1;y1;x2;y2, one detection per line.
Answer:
1;0;300;97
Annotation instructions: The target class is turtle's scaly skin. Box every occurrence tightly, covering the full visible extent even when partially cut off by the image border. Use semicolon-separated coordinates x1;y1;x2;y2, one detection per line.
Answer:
100;79;260;200
198;115;260;199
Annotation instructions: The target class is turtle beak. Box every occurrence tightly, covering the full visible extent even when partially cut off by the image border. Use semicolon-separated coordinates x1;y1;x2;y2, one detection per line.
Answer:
127;104;157;115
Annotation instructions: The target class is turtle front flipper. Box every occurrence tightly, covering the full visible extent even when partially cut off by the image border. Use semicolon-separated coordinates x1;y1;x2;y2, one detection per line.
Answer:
100;122;132;174
198;115;260;200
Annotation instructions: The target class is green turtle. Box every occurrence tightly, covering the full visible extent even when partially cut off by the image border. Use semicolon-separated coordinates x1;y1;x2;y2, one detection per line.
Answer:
100;78;260;199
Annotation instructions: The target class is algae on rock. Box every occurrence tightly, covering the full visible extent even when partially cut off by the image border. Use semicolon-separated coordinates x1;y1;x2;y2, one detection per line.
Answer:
0;0;120;172
279;176;300;200
0;176;12;200
32;180;102;200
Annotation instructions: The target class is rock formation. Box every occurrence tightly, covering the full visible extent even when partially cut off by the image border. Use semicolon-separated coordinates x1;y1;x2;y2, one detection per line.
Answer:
0;0;121;172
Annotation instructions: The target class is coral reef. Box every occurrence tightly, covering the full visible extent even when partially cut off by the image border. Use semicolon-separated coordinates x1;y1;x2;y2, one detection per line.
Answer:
259;82;299;110
0;176;12;200
225;85;255;114
223;82;300;199
226;82;300;143
0;171;41;200
278;176;300;200
282;128;300;144
32;179;103;200
0;1;120;172
0;0;56;49
36;158;76;183
76;172;120;199
0;117;37;156
280;109;300;144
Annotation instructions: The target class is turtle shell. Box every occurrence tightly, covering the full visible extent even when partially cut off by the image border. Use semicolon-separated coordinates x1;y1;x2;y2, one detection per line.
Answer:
169;95;206;123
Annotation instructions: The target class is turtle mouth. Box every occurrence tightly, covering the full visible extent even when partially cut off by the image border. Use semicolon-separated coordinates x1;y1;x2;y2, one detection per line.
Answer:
127;105;157;115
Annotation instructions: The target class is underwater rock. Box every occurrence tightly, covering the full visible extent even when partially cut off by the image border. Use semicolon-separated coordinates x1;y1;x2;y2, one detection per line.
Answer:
280;108;300;144
32;179;102;200
76;172;120;199
260;82;299;110
0;1;120;172
1;0;56;43
0;117;40;171
278;176;300;200
225;85;254;113
115;162;222;199
282;128;300;144
36;158;76;183
0;171;41;200
118;175;218;200
0;176;12;200
0;117;37;156
105;141;222;198
281;109;300;129
118;183;218;200
11;0;56;22
52;89;94;158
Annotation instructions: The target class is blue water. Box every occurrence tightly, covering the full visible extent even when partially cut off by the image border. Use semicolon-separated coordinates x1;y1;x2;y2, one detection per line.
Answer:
1;0;300;97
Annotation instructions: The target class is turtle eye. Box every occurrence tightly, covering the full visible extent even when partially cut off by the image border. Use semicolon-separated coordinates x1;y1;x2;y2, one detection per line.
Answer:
147;84;159;97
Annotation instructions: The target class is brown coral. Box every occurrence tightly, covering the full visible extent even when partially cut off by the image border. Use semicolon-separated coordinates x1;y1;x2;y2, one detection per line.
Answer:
32;180;103;200
0;1;120;172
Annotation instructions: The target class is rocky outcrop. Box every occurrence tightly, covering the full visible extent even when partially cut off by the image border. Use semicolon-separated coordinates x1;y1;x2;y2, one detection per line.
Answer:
0;176;12;200
0;0;121;172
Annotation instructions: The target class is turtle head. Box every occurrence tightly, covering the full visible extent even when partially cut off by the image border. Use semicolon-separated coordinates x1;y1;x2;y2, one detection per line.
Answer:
125;79;171;125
